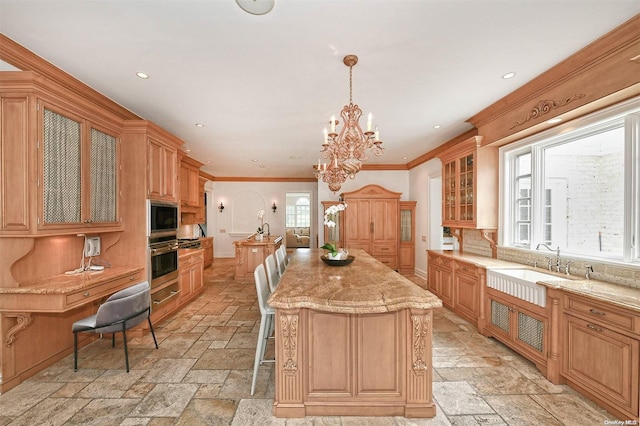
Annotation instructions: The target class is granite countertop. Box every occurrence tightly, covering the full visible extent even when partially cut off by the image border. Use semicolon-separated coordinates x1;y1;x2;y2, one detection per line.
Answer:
0;266;143;294
233;235;282;246
269;249;442;314
428;250;640;313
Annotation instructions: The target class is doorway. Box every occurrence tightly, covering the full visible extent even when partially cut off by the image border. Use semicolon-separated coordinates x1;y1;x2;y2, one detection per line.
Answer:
285;192;312;248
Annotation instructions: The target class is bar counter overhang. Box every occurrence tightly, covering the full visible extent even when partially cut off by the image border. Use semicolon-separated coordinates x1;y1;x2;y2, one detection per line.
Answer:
267;249;443;418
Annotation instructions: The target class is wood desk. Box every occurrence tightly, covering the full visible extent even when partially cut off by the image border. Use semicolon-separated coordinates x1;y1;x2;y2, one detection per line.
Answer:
233;235;282;280
0;266;143;393
267;249;442;418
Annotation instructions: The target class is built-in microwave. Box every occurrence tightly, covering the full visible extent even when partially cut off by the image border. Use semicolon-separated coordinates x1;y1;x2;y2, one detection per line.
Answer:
147;200;179;236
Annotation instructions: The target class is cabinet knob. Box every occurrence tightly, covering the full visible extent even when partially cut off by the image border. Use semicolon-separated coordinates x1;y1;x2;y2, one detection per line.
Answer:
589;308;606;316
83;292;90;297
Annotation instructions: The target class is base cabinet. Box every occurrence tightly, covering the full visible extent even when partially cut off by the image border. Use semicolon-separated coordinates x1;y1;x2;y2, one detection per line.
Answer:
485;288;548;369
561;294;640;420
453;260;479;324
179;250;204;304
427;253;453;308
201;237;214;268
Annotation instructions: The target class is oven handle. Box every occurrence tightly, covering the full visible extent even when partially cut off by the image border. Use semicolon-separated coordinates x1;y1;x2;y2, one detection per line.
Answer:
150;245;179;255
153;290;180;305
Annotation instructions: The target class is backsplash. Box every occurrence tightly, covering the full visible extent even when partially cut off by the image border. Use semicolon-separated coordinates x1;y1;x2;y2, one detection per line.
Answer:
462;229;640;289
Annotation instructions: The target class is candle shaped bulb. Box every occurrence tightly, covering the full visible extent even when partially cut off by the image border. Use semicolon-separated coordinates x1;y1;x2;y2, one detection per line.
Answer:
334;156;338;168
317;159;321;169
323;127;328;143
367;112;373;131
375;125;380;141
330;115;336;133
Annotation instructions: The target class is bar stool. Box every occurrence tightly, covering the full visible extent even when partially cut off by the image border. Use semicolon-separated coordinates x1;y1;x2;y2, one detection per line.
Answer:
275;246;287;278
251;263;275;396
265;253;280;292
278;244;290;268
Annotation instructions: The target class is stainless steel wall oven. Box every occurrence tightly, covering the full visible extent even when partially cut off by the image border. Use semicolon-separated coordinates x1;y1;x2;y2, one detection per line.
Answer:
148;233;178;289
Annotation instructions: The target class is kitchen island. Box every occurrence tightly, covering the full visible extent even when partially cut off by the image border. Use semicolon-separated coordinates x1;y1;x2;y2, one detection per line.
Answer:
267;249;442;418
233;235;282;280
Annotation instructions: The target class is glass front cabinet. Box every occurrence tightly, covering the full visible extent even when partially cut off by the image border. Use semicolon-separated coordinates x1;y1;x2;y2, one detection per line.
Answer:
439;135;498;230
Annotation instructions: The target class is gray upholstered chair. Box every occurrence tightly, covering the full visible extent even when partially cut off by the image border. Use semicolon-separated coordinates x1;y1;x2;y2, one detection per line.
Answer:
72;281;158;372
264;253;280;293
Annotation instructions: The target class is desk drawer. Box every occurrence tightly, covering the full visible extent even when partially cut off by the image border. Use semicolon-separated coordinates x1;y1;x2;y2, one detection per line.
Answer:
65;271;142;307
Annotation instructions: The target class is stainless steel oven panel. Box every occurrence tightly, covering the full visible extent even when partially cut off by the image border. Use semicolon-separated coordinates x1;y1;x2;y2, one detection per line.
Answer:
149;237;179;289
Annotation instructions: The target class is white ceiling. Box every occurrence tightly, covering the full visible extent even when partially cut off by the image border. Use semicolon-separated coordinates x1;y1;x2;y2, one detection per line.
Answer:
1;1;638;179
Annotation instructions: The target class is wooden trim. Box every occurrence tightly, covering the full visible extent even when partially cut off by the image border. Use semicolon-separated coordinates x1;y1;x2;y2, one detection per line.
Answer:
0;34;140;121
406;128;478;169
361;163;408;171
341;184;402;200
467;14;640;145
212;176;317;182
199;170;215;181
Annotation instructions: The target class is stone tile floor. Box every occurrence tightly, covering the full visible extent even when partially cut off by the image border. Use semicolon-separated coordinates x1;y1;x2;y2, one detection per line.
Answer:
0;256;619;425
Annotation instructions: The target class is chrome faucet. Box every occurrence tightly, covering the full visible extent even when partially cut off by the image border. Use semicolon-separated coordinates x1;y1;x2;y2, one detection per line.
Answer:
262;223;270;236
536;243;560;272
585;265;593;280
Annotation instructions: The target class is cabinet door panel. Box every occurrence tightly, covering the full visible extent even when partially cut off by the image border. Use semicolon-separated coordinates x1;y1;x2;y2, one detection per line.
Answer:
148;139;163;199
345;200;371;247
307;311;352;396
372;199;397;243
89;128;118;223
356;311;404;396
564;316;639;414
455;273;478;322
42;107;82;225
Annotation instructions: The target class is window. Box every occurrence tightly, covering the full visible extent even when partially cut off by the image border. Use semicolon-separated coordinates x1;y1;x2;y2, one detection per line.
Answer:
285;194;310;227
502;97;640;263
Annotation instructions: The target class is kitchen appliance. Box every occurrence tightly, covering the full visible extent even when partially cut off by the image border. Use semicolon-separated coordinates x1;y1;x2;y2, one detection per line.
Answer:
147;200;179;236
148;233;179;289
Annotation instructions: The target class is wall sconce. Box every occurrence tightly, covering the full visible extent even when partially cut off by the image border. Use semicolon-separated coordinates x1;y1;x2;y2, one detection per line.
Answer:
218;202;225;212
272;202;277;213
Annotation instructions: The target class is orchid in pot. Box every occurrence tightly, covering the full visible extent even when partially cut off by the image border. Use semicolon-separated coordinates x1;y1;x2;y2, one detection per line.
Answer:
321;202;347;259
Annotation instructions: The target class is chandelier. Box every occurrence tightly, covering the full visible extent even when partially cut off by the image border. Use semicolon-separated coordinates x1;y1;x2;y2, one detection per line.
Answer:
314;54;383;192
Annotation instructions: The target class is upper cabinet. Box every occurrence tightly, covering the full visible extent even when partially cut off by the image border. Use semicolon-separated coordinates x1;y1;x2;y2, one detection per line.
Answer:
439;135;498;229
123;120;182;204
179;153;205;225
0;72;124;236
148;137;178;202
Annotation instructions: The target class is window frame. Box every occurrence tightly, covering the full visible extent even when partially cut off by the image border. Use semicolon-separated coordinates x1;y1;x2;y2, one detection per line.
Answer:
500;96;640;264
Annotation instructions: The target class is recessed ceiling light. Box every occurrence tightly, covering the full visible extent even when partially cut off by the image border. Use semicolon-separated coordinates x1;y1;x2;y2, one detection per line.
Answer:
207;160;211;164
259;165;265;168
195;123;205;128
136;72;149;79
502;72;516;79
236;0;274;15
402;156;408;160
186;149;191;153
547;118;562;124
252;159;259;162
433;125;441;129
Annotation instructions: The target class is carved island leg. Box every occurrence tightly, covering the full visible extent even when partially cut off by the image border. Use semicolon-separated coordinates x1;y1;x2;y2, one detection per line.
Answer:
273;308;305;417
405;308;436;418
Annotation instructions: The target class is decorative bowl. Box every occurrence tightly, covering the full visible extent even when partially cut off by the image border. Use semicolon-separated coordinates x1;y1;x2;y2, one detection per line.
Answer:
321;255;355;266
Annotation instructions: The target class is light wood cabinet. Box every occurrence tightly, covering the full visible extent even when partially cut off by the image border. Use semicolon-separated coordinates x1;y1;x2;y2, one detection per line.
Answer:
453;260;480;324
179;153;205;224
233;236;282;280
148;137;178;202
484;287;548;369
201;237;214;268
561;293;639;420
343;185;401;270
427;252;454;308
439;135;498;229
398;201;416;274
195;176;207;224
0;73;123;235
179;249;204;304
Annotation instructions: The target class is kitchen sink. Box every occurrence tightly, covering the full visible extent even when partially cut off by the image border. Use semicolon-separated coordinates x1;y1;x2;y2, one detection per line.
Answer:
486;268;566;308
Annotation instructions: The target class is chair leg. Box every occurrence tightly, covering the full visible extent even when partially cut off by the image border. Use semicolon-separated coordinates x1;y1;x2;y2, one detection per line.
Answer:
112;333;115;348
251;313;269;396
122;324;129;373
73;332;78;372
147;318;159;349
